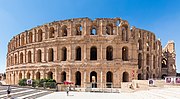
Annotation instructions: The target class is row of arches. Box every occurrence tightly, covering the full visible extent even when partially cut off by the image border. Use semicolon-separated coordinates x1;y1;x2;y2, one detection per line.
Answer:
16;71;129;87
9;46;129;65
9;24;129;50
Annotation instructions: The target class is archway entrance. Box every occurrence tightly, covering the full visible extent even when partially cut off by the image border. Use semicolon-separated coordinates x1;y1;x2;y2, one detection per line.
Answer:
61;71;66;82
90;71;97;88
47;71;53;79
36;72;40;80
122;72;129;82
19;73;22;80
106;71;113;88
27;72;30;79
75;71;81;87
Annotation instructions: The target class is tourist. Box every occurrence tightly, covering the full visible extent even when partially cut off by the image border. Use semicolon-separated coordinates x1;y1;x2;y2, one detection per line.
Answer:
7;85;11;97
66;86;70;96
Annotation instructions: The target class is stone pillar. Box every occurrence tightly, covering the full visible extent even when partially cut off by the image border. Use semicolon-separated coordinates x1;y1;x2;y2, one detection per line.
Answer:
84;71;86;88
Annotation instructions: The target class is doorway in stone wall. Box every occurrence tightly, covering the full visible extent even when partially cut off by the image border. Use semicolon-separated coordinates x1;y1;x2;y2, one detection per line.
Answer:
90;71;97;88
75;71;81;87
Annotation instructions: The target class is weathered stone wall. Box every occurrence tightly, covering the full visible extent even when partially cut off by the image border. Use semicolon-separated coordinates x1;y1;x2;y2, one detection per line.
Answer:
6;17;165;88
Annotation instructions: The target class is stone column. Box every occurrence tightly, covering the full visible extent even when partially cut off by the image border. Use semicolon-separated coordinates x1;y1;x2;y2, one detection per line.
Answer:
84;71;86;88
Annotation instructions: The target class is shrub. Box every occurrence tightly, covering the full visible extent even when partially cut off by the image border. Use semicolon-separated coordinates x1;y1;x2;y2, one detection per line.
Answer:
18;78;27;86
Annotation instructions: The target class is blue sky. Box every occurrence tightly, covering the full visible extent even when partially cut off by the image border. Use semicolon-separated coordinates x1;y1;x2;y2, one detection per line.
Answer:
0;0;180;73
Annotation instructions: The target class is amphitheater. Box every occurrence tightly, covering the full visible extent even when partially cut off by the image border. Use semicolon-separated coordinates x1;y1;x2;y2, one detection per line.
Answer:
6;17;176;88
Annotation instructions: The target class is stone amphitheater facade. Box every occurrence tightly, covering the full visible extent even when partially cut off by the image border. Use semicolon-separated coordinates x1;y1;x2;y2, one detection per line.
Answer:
6;17;176;88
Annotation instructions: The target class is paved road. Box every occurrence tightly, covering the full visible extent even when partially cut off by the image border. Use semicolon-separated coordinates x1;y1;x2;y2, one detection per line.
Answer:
0;86;53;99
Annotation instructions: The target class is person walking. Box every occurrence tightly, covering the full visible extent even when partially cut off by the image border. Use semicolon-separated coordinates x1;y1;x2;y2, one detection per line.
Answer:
66;86;70;96
7;85;11;98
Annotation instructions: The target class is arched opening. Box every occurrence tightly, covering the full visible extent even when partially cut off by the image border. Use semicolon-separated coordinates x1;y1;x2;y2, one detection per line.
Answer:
15;54;17;64
90;71;97;88
48;48;54;62
13;74;15;84
27;72;30;79
116;20;121;26
61;47;67;61
20;52;23;64
106;71;113;88
36;72;40;80
146;73;149;80
146;42;150;51
61;71;66;82
76;24;82;35
162;58;167;68
146;54;149;65
90;46;97;60
62;25;67;36
122;47;128;61
19;73;22;80
106;24;113;35
161;74;167;79
106;46;113;60
76;46;81;61
153;56;156;69
37;49;42;62
28;51;32;63
47;71;53;79
29;32;33;43
75;71;81;86
138;39;142;50
153;74;155;79
38;29;43;42
122;26;128;41
138;53;142;69
90;26;97;35
21;34;25;46
49;27;55;38
138;74;141;80
122;72;129;82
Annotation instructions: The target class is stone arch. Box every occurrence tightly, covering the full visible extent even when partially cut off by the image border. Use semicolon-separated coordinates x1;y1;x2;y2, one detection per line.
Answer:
61;71;66;82
138;53;142;69
62;25;68;36
162;58;167;68
146;54;149;65
48;48;54;62
29;32;33;43
75;46;81;61
106;46;113;60
49;27;55;38
122;46;128;61
20;52;23;64
27;72;30;79
146;73;149;80
21;34;25;46
138;39;142;50
28;51;32;63
90;71;97;88
75;71;81;86
38;29;43;42
75;24;82;35
37;49;42;62
121;25;128;41
106;24;113;35
15;54;18;64
19;72;22;80
122;72;129;82
61;47;67;61
90;46;97;60
116;19;121;26
36;72;40;80
90;26;97;35
138;73;141;80
47;71;53;79
106;71;113;88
